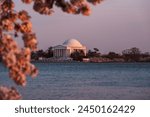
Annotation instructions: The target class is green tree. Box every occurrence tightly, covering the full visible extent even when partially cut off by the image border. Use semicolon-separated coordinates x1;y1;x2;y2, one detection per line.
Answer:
0;0;103;99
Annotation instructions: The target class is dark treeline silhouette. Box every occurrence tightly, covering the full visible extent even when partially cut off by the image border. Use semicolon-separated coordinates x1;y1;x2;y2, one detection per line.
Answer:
87;47;150;62
31;46;53;60
87;48;101;58
1;47;149;63
70;50;85;61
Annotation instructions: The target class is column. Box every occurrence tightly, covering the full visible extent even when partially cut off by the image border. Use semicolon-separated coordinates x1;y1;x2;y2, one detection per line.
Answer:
63;49;65;57
57;49;59;57
54;49;56;57
59;49;61;57
60;49;62;57
58;49;59;57
55;49;57;57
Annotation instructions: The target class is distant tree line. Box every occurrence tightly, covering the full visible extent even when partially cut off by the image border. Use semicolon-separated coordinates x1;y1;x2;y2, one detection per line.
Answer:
31;47;53;60
90;47;150;62
0;47;149;62
70;47;150;62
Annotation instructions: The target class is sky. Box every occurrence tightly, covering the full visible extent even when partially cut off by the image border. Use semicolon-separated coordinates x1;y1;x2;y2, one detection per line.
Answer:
15;0;150;53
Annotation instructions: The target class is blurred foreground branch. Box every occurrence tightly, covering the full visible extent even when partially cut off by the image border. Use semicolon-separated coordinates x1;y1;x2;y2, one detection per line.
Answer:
0;0;103;100
0;86;21;100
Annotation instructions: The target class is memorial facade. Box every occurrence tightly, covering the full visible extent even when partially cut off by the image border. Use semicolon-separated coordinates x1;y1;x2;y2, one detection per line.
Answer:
53;39;86;58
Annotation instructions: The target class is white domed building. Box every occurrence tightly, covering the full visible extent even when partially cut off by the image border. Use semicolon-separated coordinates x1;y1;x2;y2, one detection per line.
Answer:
53;39;86;58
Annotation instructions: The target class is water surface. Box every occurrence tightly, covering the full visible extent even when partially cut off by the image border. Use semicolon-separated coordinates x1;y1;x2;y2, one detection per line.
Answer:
0;62;150;100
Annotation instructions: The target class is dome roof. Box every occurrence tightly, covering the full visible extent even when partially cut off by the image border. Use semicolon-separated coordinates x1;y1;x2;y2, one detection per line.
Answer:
63;39;83;47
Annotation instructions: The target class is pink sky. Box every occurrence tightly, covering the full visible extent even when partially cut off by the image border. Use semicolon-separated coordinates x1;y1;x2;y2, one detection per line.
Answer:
15;0;150;53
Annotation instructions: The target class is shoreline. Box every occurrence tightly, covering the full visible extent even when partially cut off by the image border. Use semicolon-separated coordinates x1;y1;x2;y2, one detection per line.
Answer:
30;60;150;63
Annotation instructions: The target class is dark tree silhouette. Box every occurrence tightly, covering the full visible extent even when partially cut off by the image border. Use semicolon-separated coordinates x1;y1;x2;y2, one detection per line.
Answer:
94;48;99;52
87;48;101;57
71;50;85;61
122;47;141;62
104;52;121;59
45;46;53;58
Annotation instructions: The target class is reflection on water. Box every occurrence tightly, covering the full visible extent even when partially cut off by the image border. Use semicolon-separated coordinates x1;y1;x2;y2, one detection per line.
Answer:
0;62;150;100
